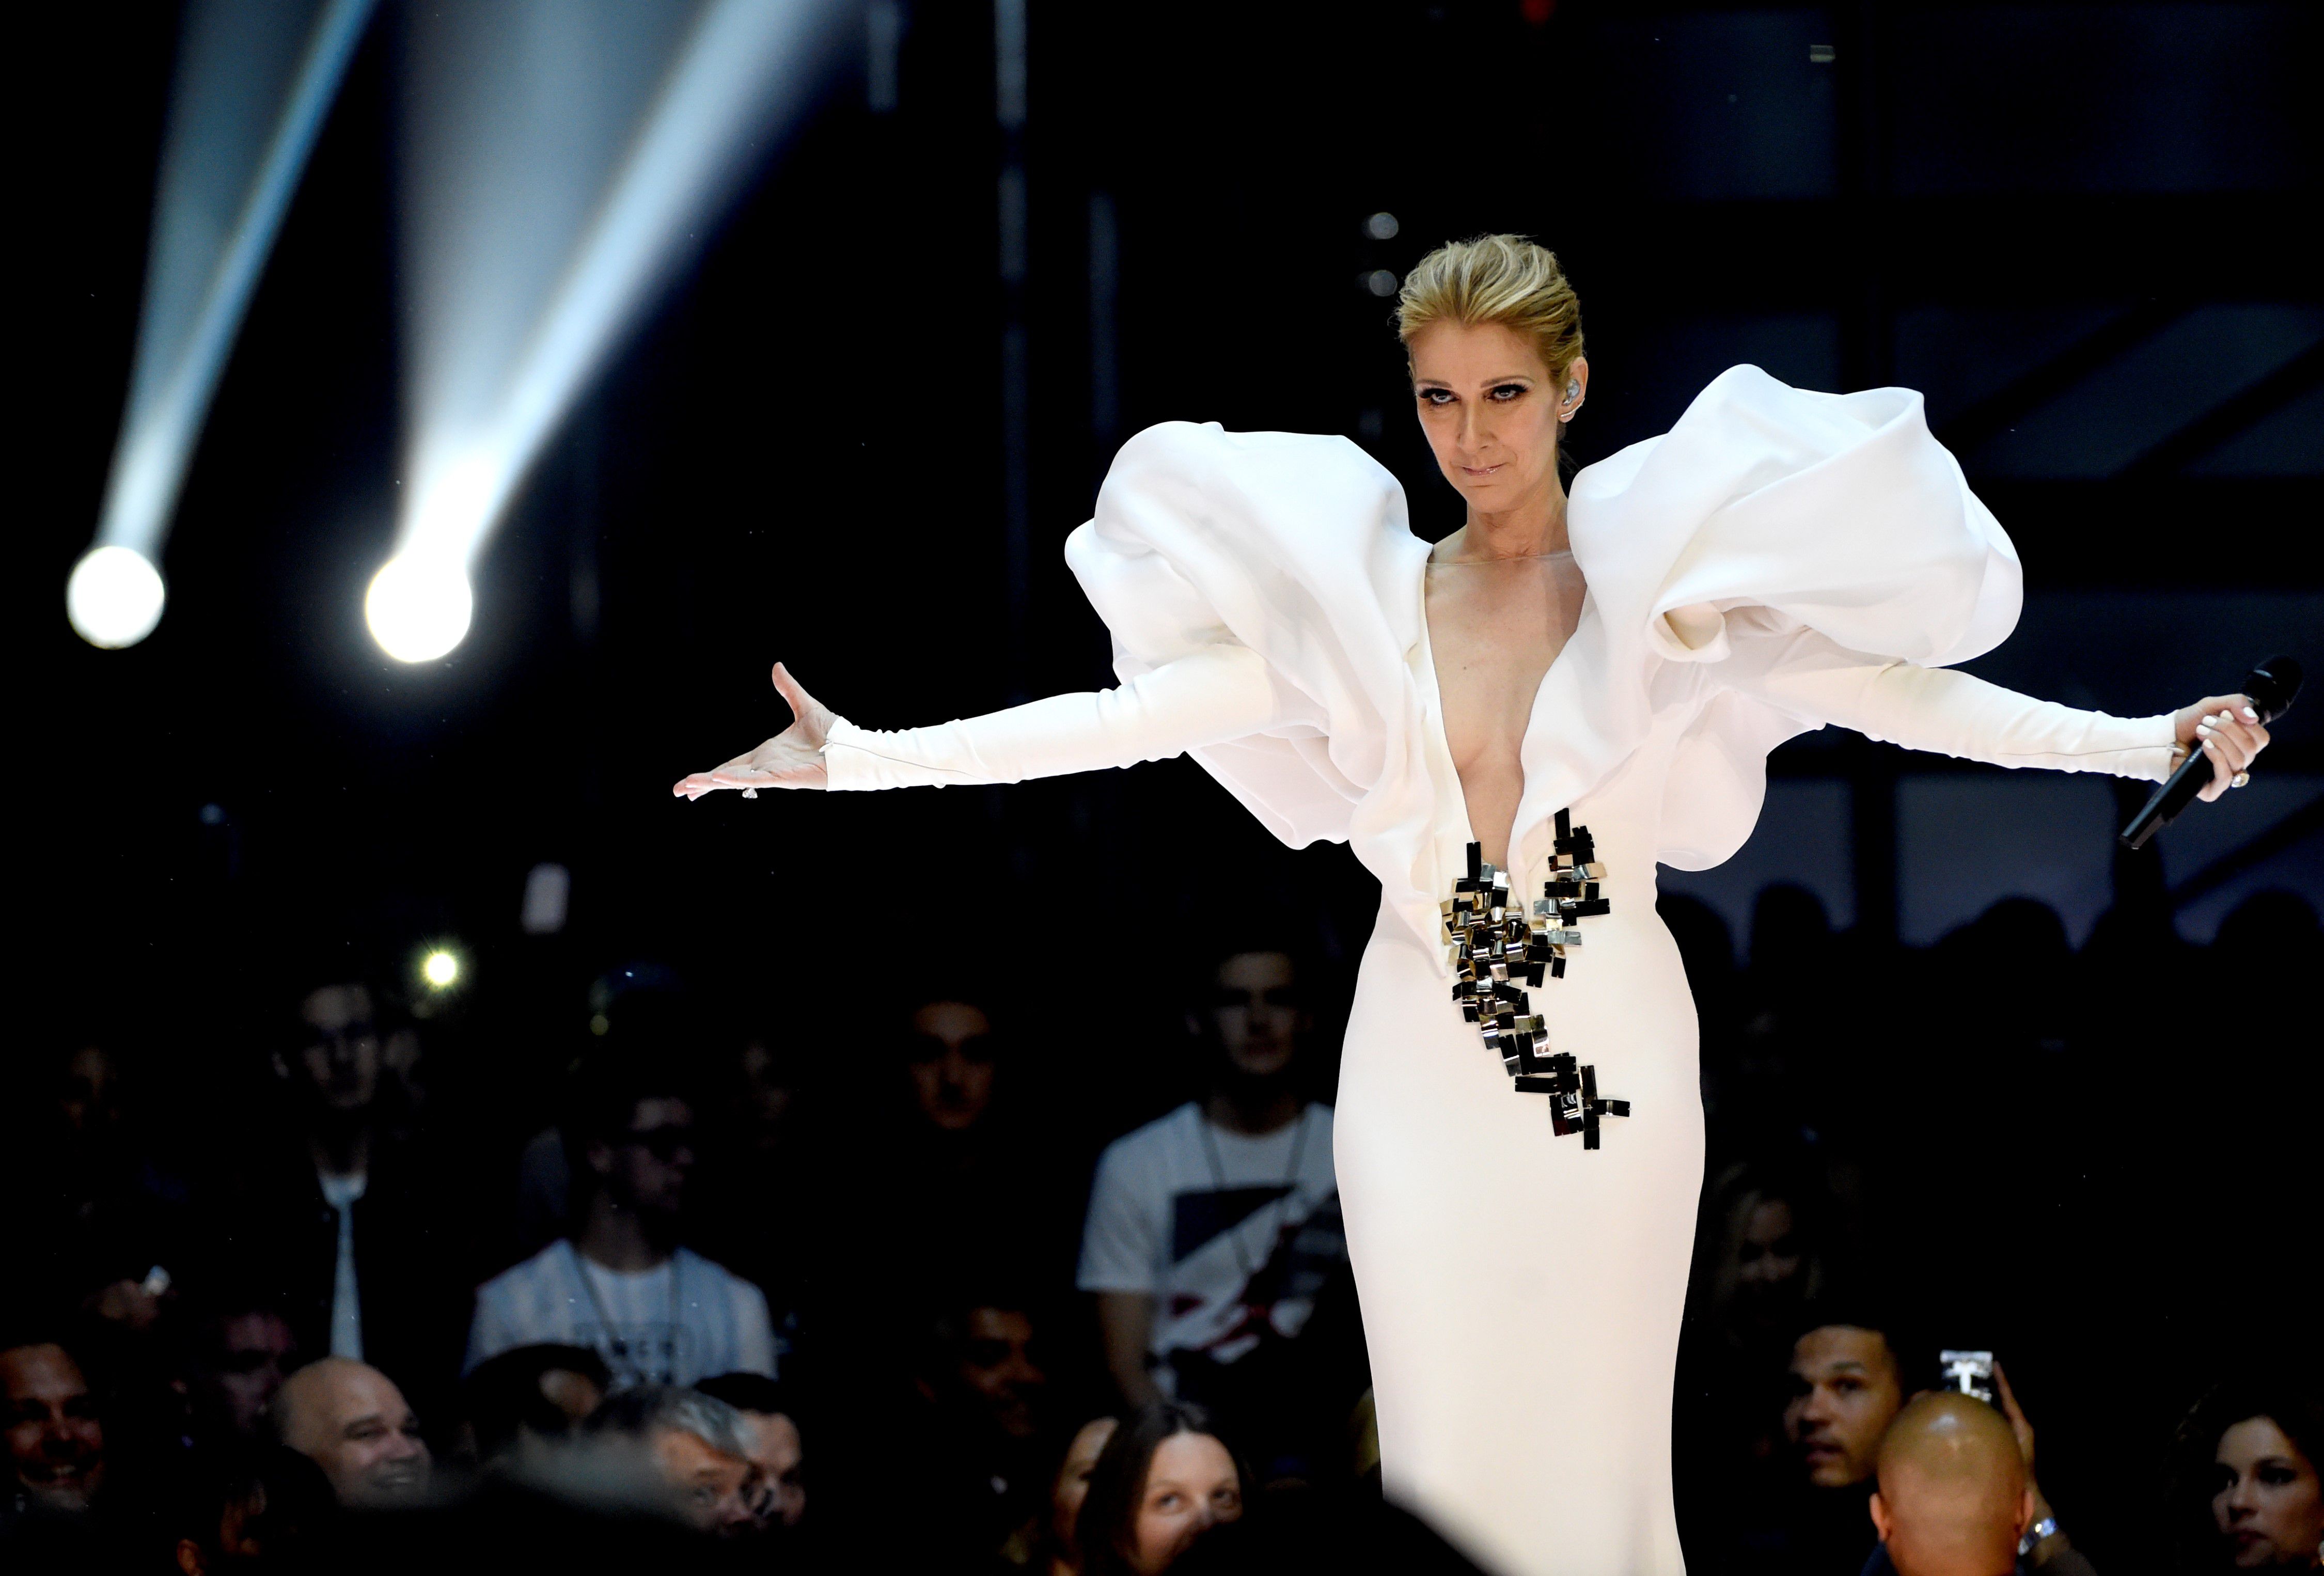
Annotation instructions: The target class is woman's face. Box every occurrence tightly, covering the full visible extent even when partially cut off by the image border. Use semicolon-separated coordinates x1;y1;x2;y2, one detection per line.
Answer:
1051;1417;1117;1556
2213;1415;2323;1568
1408;320;1584;517
1129;1431;1243;1574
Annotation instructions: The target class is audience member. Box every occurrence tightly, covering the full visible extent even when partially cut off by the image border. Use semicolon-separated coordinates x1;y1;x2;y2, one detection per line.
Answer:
2175;1376;2324;1571
1674;1160;1841;1558
856;985;1070;1312
509;966;712;1260
1718;1311;1913;1574
461;1343;609;1470
165;1443;337;1575
1043;1416;1119;1576
896;1291;1059;1568
272;1357;431;1509
177;1283;300;1447
694;1372;807;1535
467;1049;776;1389
1867;1392;2035;1576
1079;945;1346;1467
583;1384;759;1537
9;1038;193;1350
206;964;462;1417
1693;1161;1830;1354
1788;1318;1909;1492
2;1334;108;1520
1076;1401;1247;1576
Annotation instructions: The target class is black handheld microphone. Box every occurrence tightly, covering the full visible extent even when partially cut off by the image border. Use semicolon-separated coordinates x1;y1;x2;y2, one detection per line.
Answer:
2119;655;2302;849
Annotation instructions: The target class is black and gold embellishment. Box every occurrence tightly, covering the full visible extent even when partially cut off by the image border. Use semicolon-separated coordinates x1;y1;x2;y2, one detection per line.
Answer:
1443;809;1632;1147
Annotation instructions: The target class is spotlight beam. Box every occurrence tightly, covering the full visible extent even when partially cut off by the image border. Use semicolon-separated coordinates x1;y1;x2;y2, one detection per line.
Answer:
90;0;378;562
380;0;846;660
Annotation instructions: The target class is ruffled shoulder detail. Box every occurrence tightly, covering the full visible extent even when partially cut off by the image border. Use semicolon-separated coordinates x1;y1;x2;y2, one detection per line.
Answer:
1519;365;2024;867
1571;363;2021;669
1064;421;1433;853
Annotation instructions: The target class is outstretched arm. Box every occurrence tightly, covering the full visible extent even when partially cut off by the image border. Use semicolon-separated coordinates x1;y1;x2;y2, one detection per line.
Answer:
1719;621;2270;797
673;643;1306;798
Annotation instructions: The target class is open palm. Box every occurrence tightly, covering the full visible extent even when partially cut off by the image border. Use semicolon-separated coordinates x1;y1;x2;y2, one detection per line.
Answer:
672;663;836;798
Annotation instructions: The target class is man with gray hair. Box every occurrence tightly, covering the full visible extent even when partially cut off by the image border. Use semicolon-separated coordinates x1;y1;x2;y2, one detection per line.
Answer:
584;1385;759;1537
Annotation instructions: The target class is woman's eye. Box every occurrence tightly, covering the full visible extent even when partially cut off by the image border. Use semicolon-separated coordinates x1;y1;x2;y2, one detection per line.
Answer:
1419;389;1453;405
2258;1464;2297;1485
1490;384;1526;400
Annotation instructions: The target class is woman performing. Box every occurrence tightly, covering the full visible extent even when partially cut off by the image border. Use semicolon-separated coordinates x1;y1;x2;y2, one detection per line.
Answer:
675;235;2270;1574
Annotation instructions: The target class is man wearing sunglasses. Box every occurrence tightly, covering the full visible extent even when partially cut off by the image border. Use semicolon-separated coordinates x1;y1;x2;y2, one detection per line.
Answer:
465;1051;777;1390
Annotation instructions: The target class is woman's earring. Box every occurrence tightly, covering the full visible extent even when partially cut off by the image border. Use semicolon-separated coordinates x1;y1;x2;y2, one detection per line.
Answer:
1565;381;1580;403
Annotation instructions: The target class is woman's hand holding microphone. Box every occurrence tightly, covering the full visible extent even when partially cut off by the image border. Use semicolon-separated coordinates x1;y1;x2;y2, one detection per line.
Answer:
2172;692;2271;802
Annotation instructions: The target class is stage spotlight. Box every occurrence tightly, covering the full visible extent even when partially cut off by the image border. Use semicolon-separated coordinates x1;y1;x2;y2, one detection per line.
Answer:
365;554;473;664
67;546;168;650
380;0;848;663
73;0;376;649
420;947;462;989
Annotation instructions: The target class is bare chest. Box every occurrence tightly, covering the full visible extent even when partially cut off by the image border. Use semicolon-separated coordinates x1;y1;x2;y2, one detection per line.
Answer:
1423;555;1587;857
1425;559;1585;763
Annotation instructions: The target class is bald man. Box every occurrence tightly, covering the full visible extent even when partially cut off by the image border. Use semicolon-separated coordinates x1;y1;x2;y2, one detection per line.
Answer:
1870;1394;2034;1576
272;1358;430;1508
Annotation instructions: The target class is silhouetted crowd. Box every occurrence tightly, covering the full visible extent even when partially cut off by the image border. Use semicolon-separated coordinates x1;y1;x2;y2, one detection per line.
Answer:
6;882;2319;1574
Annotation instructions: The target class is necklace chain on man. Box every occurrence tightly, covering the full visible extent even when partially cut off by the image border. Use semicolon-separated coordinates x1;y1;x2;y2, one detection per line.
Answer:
1197;1106;1311;1283
567;1241;683;1384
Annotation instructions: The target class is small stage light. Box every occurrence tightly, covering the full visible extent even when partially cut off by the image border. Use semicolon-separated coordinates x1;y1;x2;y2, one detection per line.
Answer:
421;948;461;989
67;546;168;650
364;554;473;664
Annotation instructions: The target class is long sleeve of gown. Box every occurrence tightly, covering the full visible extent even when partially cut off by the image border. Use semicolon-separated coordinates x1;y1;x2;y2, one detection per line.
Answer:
822;642;1307;790
1717;614;2181;780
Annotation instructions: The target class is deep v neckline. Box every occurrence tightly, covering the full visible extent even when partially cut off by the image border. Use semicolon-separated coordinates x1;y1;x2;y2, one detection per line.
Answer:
1414;554;1590;866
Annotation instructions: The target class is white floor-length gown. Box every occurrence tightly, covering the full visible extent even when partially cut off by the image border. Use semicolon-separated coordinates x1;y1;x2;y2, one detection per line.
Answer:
806;367;2178;1575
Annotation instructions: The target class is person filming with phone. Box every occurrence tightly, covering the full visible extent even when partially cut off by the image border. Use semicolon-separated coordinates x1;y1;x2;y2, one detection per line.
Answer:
1863;1358;2097;1576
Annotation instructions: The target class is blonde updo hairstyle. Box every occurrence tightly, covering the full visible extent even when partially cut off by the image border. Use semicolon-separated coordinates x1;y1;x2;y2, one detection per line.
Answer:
1394;234;1586;385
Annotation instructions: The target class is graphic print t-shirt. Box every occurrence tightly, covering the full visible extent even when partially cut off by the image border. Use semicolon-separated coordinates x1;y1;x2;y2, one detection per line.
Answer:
463;1241;777;1390
1076;1102;1344;1369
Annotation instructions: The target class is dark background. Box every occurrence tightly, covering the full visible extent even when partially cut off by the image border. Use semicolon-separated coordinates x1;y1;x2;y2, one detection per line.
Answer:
19;3;2322;1571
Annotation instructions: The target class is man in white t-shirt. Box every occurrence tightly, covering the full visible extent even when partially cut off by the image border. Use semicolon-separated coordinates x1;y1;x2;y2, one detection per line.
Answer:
466;1053;775;1389
1078;947;1348;1427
